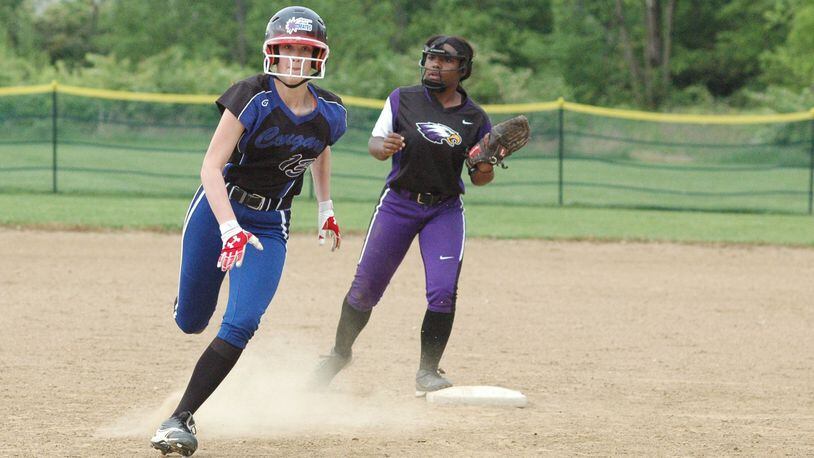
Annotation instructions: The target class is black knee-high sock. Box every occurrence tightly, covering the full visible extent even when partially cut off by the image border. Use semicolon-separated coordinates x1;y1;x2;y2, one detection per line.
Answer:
333;295;371;357
173;337;243;416
420;309;455;371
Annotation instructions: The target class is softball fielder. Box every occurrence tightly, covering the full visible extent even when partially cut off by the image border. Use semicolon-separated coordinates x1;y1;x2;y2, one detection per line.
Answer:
150;6;345;456
312;35;495;395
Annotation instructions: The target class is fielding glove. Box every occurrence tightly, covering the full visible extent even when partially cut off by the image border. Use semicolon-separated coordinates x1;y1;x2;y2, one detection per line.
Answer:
217;219;263;271
466;115;531;169
318;200;341;251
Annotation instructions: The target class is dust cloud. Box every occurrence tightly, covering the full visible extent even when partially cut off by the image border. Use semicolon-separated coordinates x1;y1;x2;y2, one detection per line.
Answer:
98;338;429;439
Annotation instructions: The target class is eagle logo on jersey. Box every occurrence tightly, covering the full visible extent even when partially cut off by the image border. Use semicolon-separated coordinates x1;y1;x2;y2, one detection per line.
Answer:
415;122;462;147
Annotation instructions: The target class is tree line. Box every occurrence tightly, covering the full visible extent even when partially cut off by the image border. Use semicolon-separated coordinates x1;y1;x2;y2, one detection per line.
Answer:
1;0;813;111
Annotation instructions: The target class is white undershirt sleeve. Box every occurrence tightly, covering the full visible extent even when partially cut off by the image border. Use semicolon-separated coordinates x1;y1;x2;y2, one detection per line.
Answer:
371;97;394;138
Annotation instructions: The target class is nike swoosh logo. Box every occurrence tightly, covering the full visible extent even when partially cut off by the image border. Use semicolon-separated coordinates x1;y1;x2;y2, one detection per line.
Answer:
462;120;473;125
439;256;455;260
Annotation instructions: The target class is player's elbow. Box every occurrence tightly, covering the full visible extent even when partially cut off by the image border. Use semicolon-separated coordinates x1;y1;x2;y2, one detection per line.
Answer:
200;163;219;183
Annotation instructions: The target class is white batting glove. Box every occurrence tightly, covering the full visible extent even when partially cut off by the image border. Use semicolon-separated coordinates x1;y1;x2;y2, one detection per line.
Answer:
318;200;341;251
218;219;263;271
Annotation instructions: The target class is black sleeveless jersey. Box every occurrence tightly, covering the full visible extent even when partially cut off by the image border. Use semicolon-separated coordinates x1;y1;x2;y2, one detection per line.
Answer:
215;74;347;208
372;85;491;195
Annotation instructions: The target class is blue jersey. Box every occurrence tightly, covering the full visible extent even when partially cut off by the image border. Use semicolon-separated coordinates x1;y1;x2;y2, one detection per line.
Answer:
216;74;347;208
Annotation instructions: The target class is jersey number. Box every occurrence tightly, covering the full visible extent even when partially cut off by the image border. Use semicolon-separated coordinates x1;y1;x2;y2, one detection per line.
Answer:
279;154;316;178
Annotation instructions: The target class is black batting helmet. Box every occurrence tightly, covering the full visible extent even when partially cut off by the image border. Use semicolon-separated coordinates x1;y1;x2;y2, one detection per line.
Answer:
263;6;329;79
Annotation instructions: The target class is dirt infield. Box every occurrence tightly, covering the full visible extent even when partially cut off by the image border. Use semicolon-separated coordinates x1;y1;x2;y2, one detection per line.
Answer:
2;228;813;456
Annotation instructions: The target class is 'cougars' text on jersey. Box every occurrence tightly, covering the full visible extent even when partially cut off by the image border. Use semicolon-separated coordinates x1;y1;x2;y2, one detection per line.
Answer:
371;85;491;196
216;74;347;208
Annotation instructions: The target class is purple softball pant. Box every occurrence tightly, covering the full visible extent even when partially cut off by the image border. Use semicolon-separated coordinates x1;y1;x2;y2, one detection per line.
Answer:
346;187;465;314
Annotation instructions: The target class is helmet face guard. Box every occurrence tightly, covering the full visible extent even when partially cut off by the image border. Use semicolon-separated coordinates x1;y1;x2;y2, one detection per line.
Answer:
419;36;472;91
263;37;330;80
263;7;329;81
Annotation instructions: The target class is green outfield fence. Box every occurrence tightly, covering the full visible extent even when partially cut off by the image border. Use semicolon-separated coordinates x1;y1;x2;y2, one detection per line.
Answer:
1;82;814;214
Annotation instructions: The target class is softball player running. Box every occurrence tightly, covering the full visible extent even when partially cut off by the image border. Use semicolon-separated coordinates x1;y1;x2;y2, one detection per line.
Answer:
312;35;494;396
150;6;345;456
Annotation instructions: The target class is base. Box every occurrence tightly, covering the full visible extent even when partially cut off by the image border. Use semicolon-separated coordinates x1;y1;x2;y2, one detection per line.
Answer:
425;385;528;407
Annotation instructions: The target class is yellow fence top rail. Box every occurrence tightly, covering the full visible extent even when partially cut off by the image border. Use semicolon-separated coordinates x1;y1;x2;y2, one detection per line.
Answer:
0;83;53;96
563;101;814;125
338;94;385;109
481;101;561;114
59;84;217;104
0;83;812;124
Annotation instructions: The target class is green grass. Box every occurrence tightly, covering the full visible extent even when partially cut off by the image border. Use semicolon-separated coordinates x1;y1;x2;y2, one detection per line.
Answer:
1;114;813;244
2;108;812;214
1;192;812;246
2;141;812;213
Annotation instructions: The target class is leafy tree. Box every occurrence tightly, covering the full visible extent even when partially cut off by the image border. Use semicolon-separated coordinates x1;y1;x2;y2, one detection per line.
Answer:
670;0;787;99
760;3;814;89
101;0;237;63
33;0;106;67
0;0;811;111
600;0;677;109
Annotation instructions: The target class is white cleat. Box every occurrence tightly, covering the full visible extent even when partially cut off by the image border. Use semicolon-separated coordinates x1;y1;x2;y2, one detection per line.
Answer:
150;411;198;456
415;368;453;397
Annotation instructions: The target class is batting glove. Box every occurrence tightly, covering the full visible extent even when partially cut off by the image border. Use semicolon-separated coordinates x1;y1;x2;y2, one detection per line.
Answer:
318;200;341;251
217;219;263;272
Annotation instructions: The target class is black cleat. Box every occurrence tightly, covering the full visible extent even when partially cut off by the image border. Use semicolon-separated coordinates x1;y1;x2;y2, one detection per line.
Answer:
150;411;198;456
415;368;452;397
309;348;352;389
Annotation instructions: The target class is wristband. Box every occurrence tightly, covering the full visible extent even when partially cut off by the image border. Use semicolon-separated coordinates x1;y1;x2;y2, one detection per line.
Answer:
219;219;241;242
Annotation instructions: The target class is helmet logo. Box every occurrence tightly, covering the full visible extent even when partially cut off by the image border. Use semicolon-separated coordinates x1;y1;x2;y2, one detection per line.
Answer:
285;17;313;34
415;122;462;147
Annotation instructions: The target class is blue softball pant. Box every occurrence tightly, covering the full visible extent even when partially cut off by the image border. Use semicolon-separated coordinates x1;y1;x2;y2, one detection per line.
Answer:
173;185;290;349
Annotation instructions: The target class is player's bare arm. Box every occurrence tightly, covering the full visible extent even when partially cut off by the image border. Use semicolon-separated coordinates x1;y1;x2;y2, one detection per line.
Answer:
200;109;244;225
200;108;263;271
368;132;405;160
311;145;333;202
311;146;341;250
